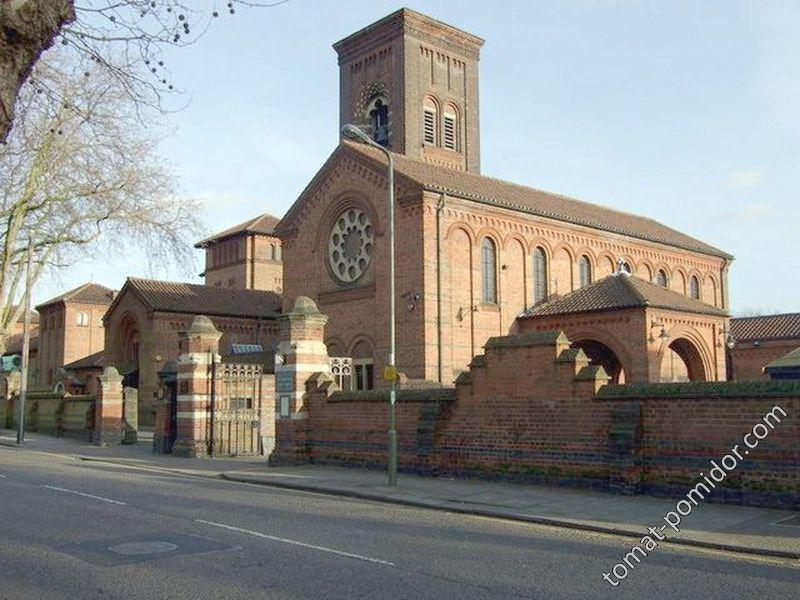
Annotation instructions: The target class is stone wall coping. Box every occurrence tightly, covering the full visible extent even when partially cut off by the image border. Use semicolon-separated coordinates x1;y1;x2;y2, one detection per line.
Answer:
328;388;456;403
485;331;569;350
597;380;800;399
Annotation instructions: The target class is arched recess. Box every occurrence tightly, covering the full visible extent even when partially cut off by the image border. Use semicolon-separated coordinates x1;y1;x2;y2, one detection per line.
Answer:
447;226;475;373
657;326;714;382
672;268;688;295
660;338;707;382
503;237;527;325
551;244;574;296
596;253;616;278
637;260;654;282
571;338;627;384
116;312;141;382
703;275;718;307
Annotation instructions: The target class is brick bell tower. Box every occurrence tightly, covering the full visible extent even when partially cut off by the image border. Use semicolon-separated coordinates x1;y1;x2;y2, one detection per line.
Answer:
334;8;484;173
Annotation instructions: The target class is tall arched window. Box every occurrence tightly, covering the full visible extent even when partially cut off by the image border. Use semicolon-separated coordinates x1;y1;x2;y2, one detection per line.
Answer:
443;104;458;150
656;269;668;288
481;237;497;304
369;98;389;146
533;246;548;304
423;98;437;145
579;255;592;288
690;275;700;300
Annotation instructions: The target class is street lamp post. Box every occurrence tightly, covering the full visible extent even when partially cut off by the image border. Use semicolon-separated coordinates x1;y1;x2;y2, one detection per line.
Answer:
341;124;397;486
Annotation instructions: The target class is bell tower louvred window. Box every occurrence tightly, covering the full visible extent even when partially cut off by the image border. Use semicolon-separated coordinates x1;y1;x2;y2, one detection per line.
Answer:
443;105;458;150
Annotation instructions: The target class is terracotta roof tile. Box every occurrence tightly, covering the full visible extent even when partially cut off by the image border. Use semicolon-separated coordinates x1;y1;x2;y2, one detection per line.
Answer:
36;283;116;310
120;278;280;319
341;141;731;259
521;273;728;319
730;313;800;342
195;213;281;248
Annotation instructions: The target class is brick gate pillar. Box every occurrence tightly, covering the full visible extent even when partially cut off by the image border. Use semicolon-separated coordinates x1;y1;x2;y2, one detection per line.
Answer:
275;296;330;418
93;366;124;445
172;316;222;458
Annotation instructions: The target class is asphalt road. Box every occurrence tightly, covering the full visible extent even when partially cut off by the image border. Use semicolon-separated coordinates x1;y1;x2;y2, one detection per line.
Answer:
0;446;797;600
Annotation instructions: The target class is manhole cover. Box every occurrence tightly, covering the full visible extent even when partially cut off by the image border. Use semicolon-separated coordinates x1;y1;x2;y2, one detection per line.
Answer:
54;533;233;566
108;541;178;555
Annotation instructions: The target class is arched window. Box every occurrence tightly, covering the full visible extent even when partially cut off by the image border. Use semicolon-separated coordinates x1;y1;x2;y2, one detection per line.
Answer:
423;98;437;145
443;104;458;151
689;276;700;300
369;98;389;146
579;255;592;288
656;269;668;288
690;275;700;300
533;246;548;304
481;237;497;304
269;243;277;261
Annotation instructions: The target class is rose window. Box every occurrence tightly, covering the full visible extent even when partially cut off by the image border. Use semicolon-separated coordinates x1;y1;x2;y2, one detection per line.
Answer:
328;208;374;283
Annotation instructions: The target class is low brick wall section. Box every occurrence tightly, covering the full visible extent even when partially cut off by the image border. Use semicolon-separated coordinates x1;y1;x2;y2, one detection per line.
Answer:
597;382;800;507
60;397;96;441
272;332;799;508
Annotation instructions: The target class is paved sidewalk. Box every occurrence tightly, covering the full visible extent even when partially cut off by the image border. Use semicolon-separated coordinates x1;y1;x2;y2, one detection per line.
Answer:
2;429;798;559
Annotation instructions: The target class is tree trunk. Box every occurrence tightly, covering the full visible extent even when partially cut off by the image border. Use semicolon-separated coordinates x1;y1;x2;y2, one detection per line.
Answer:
0;0;75;141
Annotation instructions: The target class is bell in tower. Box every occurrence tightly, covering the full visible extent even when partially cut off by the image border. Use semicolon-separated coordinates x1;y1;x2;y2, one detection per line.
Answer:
333;8;484;173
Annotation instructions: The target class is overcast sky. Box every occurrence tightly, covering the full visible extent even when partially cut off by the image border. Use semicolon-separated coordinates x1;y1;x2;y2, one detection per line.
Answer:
37;0;800;315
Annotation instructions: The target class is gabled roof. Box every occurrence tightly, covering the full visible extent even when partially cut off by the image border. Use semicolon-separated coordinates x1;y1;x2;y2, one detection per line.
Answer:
730;313;800;342
277;142;731;260
36;283;116;311
63;350;106;371
195;213;281;248
521;273;729;319
764;347;800;372
107;278;281;320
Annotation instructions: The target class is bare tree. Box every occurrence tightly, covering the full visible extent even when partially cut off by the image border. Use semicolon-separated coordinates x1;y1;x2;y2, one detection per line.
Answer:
0;51;203;353
1;0;287;140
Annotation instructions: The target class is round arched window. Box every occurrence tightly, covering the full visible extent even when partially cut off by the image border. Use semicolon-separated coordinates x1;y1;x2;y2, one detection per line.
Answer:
328;207;374;283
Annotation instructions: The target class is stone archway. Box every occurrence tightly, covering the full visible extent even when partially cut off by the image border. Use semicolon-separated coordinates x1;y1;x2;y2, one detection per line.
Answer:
661;337;707;382
571;339;627;384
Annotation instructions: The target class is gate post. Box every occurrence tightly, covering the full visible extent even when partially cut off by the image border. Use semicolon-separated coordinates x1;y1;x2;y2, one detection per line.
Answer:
275;297;330;419
93;366;124;445
270;297;330;465
172;316;222;458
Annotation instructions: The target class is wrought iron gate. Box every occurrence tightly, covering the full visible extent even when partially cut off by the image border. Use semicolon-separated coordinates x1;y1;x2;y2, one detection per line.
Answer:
210;362;263;457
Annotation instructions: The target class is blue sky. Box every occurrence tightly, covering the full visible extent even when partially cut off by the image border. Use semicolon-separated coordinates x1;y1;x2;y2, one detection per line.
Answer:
40;0;800;315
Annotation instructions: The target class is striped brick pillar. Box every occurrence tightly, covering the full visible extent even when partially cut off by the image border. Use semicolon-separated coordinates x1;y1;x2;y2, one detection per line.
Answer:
93;366;124;446
172;315;222;458
275;297;330;420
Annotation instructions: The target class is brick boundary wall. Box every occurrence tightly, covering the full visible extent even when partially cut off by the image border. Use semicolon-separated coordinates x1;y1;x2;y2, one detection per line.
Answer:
272;329;799;509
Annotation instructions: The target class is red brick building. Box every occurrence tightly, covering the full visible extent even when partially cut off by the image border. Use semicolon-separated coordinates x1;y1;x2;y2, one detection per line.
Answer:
35;283;115;386
276;9;731;387
729;313;800;380
195;213;283;293
102;277;281;424
518;271;729;383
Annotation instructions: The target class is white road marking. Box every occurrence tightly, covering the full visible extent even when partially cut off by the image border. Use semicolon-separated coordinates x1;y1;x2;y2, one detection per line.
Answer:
195;519;395;566
41;484;127;505
0;474;6;478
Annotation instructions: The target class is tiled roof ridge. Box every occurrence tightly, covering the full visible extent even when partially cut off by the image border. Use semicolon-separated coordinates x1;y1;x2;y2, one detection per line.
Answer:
341;141;732;260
